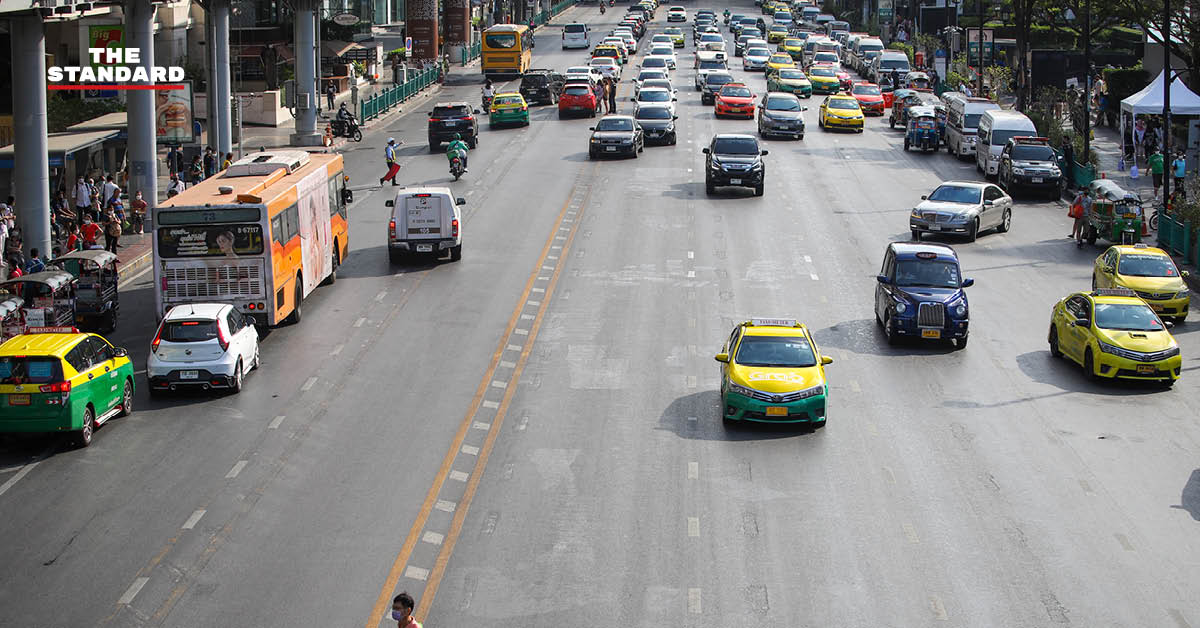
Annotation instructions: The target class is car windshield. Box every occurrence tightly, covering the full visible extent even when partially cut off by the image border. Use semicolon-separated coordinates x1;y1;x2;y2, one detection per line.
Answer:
881;59;909;70
566;67;591;75
666;28;682;34
596;118;635;131
853;85;881;95
521;75;548;86
640;90;671;101
721;86;752;97
651;46;673;54
565;24;586;33
827;98;859;110
644;80;672;90
639;71;667;81
637;107;673;120
1118;253;1179;277
485;33;517;48
809;67;834;77
784;39;803;47
895;260;961;288
777;69;806;80
770;55;792;63
1010;145;1055;160
643;58;667;67
1094;303;1165;331
713;137;760;154
163;320;220;342
928;185;982;203
814;52;837;62
747;49;770;58
766;96;800;110
0;356;63;384
564;86;592;96
432;106;469;117
735;336;818;368
707;74;733;86
699;60;726;70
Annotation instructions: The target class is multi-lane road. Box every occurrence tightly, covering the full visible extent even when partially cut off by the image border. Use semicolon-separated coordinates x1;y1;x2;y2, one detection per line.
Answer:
2;2;1199;627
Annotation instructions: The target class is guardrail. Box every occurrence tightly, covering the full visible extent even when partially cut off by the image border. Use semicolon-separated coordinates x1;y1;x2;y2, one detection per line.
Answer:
461;40;482;65
359;66;442;122
533;0;577;26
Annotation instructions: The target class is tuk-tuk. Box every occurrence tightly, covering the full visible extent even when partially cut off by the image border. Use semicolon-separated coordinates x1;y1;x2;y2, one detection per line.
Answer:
1084;179;1144;245
0;295;25;343
889;88;919;128
0;270;77;334
46;249;120;332
904;106;940;152
904;71;931;89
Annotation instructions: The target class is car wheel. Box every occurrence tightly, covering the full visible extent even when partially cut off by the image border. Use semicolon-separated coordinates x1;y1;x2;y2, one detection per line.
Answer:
883;312;897;346
1049;186;1061;201
968;218;979;242
1086;226;1097;246
287;283;302;324
798;133;804;140
904;138;910;151
118;379;134;417
252;346;261;370
1048;325;1062;358
450;245;463;261
889;117;894;129
389;249;403;264
231;360;244;394
588;149;596;160
911;230;921;241
1083;348;1099;380
468;136;478;149
705;177;715;196
954;335;968;350
76;406;96;448
754;181;764;196
997;208;1011;233
429;142;438;153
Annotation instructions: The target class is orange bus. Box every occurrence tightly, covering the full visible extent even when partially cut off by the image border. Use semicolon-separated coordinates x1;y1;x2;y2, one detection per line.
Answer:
153;151;352;327
481;24;534;77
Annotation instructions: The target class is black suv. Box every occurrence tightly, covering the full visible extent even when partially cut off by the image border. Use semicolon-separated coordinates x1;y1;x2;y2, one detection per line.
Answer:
427;102;480;152
703;133;768;196
519;69;567;106
997;136;1064;200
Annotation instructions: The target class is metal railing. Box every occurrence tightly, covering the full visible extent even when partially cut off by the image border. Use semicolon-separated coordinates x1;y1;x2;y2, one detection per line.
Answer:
1157;215;1199;266
461;40;482;65
533;0;577;26
359;66;442;122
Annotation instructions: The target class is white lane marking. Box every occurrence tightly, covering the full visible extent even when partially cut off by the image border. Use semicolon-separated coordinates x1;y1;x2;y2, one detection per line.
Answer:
532;287;545;293
867;422;879;436
181;509;206;530
537;276;550;280
1114;533;1135;551
449;470;470;482
882;466;897;484
521;314;535;320
301;376;318;392
687;461;699;479
491;380;508;390
117;577;150;605
687;270;696;278
133;369;146;376
117;263;154;288
354;317;366;328
687;416;697;423
527;300;541;306
551;245;561;250
268;415;286;429
930;595;949;620
482;400;500;409
461;445;480;456
688;250;694;259
1079;479;1094;494
515;328;530;335
517;416;529;431
804;255;812;263
541;265;555;271
687;375;697;388
810;273;819;281
850;380;861;393
688;588;702;614
375;290;387;301
226;460;248;479
435;500;457;513
546;255;558;260
404;566;430;581
688;517;700;537
330;343;344;356
422;531;445;545
473;421;491;430
903;522;920;544
0;459;44;499
506;344;523;352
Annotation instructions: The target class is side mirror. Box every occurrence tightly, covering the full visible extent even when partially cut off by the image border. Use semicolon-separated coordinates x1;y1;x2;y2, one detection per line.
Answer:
1164;320;1175;329
983;199;995;206
876;274;890;284
673;115;679;120
961;278;974;288
1182;270;1191;278
760;149;769;155
630;97;637;101
672;97;678;101
113;347;128;358
384;199;394;207
456;197;466;206
801;106;808;111
714;352;730;363
474;109;482;114
920;195;927;200
820;355;833;365
1073;318;1090;327
702;147;710;154
589;126;596;131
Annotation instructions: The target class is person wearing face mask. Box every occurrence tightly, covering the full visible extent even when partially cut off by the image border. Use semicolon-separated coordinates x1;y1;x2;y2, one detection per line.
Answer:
130;189;147;233
391;592;421;628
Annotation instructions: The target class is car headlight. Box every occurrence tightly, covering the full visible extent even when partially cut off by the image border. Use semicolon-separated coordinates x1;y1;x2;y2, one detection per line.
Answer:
947;213;969;223
953;302;967;317
750;162;763;171
1098;341;1121;355
1050;167;1061;176
728;382;756;397
1011;167;1026;175
894;301;908;314
710;160;722;170
1164;345;1181;358
793;384;825;400
1177;288;1190;299
911;208;922;218
590;138;601;143
620;138;633;144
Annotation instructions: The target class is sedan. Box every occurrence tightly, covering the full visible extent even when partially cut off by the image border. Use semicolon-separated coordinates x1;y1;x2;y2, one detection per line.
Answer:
909;181;1013;242
588;115;645;159
667;6;687;21
665;27;686;47
757;91;806;139
640;56;671;73
849;82;886;115
767;68;812;97
631;86;678;115
640;78;676;94
817;93;864;132
589;57;622;81
647;47;678;69
634;104;678;145
149;303;259;394
743;47;772;70
714;83;756;118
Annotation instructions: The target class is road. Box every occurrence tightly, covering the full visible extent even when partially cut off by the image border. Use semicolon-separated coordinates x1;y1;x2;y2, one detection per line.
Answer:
2;2;1200;627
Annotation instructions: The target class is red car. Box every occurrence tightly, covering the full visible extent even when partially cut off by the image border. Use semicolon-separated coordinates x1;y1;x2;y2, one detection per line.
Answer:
834;69;853;91
850;82;886;116
714;82;756;119
558;81;601;118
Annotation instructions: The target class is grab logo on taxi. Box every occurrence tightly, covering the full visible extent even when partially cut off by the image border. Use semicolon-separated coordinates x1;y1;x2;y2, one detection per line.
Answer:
746;371;808;384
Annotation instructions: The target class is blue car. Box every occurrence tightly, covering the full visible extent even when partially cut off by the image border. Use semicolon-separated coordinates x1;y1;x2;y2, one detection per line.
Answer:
873;242;974;350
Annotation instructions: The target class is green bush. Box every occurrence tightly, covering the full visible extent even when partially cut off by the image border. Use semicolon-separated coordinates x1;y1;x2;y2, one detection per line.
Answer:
47;95;125;133
1102;63;1149;114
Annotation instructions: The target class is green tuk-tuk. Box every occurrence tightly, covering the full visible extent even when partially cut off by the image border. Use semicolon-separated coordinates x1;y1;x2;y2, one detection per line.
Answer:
1084;179;1144;246
47;250;121;332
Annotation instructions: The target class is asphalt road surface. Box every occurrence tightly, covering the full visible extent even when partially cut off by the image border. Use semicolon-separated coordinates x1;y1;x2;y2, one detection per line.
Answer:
2;2;1199;627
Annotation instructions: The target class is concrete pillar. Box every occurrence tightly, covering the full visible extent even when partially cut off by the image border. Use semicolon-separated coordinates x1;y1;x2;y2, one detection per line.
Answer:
126;0;158;208
205;14;216;148
291;0;322;145
10;14;50;258
446;0;471;46
213;0;233;154
407;0;440;64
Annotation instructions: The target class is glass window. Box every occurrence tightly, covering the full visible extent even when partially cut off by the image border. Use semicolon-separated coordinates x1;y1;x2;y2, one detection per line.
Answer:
0;357;63;384
162;319;221;342
328;176;340;217
928;185;982;204
712;137;760;154
157;224;265;258
852;85;881;95
65;346;88;373
285;204;300;240
1118;253;1179;277
766;96;800;110
777;69;806;80
894;260;960;288
485;33;518;49
1094;303;1164;331
596;118;634;131
89;337;113;363
719;86;752;97
1010;145;1055;160
734;336;818;368
636;107;673;119
271;214;283;244
827;98;860;110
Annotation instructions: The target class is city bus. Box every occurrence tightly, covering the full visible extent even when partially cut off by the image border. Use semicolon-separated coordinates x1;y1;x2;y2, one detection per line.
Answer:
481;24;533;77
153;151;351;327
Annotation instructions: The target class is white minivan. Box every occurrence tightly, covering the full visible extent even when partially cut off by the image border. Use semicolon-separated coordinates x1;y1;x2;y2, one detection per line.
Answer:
562;23;590;49
975;109;1037;177
387;187;464;262
943;93;1000;159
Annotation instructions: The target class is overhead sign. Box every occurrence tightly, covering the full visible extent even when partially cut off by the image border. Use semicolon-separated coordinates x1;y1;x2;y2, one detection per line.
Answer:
332;12;360;26
878;7;893;20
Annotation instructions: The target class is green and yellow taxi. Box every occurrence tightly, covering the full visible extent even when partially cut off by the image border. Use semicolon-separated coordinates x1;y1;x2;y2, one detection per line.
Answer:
1093;243;1190;321
715;318;833;426
592;44;625;65
818;93;864;131
0;328;134;446
1048;288;1181;385
779;38;806;60
489;92;530;127
765;52;796;74
805;64;841;94
766;23;789;43
766;67;812;97
664;27;685;47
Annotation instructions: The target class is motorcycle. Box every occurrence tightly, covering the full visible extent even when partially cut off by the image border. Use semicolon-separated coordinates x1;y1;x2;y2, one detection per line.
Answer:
608;0;614;6
450;155;466;181
330;115;363;142
599;3;605;13
482;92;493;109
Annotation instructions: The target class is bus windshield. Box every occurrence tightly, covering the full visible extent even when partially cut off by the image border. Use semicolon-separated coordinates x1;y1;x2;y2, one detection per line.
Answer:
157;224;265;258
485;33;518;48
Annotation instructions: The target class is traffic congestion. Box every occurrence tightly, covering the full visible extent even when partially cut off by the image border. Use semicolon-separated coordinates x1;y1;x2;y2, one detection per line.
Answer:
1;0;1198;626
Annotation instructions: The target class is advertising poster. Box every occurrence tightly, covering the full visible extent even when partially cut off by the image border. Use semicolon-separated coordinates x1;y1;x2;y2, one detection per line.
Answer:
295;167;332;296
86;24;124;100
156;81;195;145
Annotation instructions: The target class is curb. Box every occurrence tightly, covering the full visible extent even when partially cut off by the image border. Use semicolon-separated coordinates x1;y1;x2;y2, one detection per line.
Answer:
117;247;152;287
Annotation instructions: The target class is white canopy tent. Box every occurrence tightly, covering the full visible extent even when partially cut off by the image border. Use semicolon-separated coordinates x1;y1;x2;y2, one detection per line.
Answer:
1119;70;1200;163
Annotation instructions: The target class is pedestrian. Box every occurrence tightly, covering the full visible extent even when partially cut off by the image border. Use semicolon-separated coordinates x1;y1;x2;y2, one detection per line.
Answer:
6;255;22;281
24;248;44;275
103;209;122;253
108;188;126;228
130;190;147;233
203;147;217;179
74;175;92;218
1172;151;1188;193
167;172;186;197
222;152;233;170
188;155;204;186
391;592;421;628
167;145;182;175
1071;190;1093;247
1148;147;1164;199
66;223;82;252
326;81;336;111
606;77;617;114
890;69;900;91
379;137;402;186
1133;118;1147;163
88;193;101;222
80;214;100;249
102;175;119;207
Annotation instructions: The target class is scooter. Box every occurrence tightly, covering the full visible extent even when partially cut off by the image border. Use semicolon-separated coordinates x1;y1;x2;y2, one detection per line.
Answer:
450;155;466;181
482;92;493;110
330;115;363;142
599;3;605;13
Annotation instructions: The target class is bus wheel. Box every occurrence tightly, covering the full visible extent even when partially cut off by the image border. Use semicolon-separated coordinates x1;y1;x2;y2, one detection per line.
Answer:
287;283;303;324
323;245;339;285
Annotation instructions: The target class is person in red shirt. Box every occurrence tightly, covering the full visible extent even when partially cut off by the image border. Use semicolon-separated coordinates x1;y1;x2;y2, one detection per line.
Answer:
391;593;421;628
80;215;101;249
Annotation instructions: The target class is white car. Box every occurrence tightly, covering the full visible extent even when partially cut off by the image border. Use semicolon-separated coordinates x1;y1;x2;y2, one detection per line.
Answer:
614;32;638;54
589;57;622;81
148;303;260;394
647;47;678;69
565;65;606;85
743;47;771;70
634;68;669;94
809;51;840;69
639;56;671;72
667;6;687;21
650;34;675;47
630;86;678;115
639;77;676;94
602;36;632;56
699;33;725;47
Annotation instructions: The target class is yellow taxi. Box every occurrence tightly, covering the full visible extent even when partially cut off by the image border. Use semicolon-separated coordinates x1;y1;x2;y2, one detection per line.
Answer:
1048;288;1181;386
767;24;789;43
715;318;833;427
664;27;685;48
818;93;864;132
779;38;806;60
489;92;530;127
0;327;135;446
1093;243;1190;321
765;53;796;74
592;44;625;65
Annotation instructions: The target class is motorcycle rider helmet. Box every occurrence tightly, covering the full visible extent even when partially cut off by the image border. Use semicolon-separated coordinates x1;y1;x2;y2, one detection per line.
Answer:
453;133;462;140
387;137;396;144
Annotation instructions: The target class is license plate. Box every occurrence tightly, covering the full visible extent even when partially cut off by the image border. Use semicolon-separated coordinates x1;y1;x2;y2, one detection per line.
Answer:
730;178;742;184
8;394;29;406
1031;177;1043;183
416;243;434;252
1151;304;1164;311
765;406;788;416
928;224;941;231
921;329;941;339
606;146;617;152
180;370;199;380
1136;364;1156;374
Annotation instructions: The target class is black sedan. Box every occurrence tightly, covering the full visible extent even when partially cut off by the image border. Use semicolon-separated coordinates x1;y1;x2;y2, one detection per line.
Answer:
757;92;806;140
588;115;645;159
634;104;678;145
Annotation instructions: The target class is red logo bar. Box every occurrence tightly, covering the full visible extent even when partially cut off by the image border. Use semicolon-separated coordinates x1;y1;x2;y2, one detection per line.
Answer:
48;84;187;90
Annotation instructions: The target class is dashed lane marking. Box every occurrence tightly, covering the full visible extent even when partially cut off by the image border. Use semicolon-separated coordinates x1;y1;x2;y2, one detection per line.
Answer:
117;578;150;605
268;415;286;429
181;509;206;530
688;588;702;614
688;462;699;479
225;460;248;479
301;377;318;392
688;517;700;537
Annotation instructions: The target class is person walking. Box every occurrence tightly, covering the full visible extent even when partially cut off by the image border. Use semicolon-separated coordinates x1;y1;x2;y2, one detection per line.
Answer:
607;77;617;114
326;81;336;112
391;593;421;628
108;188;126;228
188;155;204;187
167;145;182;175
103;209;122;253
203;147;217;179
129;190;147;234
1172;151;1188;196
1148;148;1164;199
1072;190;1093;247
379;137;402;186
73;176;93;220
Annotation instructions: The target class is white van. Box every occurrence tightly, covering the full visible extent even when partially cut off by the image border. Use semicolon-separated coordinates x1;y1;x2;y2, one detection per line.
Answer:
853;37;884;72
943;93;1000;159
562;23;590;50
869;50;911;83
975;109;1037;177
386;187;464;262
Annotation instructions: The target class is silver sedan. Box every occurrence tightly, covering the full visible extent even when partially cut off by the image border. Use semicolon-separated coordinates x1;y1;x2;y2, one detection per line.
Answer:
909;181;1013;242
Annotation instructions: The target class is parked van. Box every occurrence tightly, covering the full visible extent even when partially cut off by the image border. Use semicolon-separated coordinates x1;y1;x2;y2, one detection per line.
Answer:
869;50;911;83
943;93;1000;160
562;23;590;49
975;109;1037;177
386;187;465;263
825;20;850;37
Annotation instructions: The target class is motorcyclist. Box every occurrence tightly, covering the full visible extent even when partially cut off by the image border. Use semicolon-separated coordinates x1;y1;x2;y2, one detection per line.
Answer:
336;102;353;122
599;2;605;13
723;8;730;22
446;133;469;173
482;79;495;108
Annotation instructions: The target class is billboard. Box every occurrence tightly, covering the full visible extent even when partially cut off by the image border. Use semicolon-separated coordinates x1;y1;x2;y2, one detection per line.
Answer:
155;80;195;145
86;24;124;99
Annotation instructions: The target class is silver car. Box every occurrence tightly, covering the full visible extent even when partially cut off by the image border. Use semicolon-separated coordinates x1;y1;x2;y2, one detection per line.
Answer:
909;181;1013;242
743;47;771;71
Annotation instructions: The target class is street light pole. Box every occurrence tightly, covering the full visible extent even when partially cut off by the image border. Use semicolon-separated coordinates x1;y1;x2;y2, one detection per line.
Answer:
976;0;982;94
1163;0;1172;201
1082;0;1091;163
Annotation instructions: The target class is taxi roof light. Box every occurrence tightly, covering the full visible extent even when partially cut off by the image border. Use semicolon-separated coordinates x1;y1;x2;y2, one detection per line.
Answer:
26;326;78;334
1092;288;1137;297
748;318;801;327
1133;243;1149;248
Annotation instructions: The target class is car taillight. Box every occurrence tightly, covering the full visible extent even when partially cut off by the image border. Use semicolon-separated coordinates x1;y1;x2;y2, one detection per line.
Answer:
151;323;164;353
428;118;439;123
452;218;459;238
217;323;229;352
39;381;71;393
389;219;396;239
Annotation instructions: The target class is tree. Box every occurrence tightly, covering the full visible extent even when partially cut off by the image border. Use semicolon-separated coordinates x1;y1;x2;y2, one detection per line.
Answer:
1011;0;1042;111
1113;0;1200;93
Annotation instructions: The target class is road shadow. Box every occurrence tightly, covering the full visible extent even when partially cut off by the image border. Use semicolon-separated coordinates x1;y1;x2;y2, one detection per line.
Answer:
813;318;959;357
334;244;443;280
1014;350;1173;396
656;391;816;441
1171;469;1200;521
